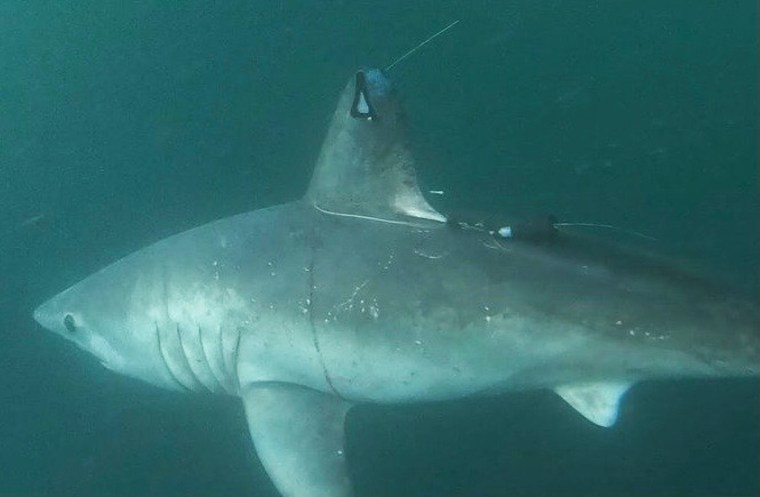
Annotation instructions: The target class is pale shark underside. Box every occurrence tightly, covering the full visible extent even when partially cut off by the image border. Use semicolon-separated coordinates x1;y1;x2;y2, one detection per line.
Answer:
34;68;759;496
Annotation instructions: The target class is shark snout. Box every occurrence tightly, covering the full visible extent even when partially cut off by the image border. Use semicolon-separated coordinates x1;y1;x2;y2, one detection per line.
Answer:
33;299;59;333
33;290;75;336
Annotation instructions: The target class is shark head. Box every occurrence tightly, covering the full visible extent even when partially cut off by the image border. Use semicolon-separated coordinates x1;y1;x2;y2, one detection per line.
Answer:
33;258;197;392
35;272;140;374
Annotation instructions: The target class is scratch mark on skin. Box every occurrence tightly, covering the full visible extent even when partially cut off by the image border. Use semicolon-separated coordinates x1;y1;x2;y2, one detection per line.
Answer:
413;248;448;259
483;239;511;252
335;280;369;312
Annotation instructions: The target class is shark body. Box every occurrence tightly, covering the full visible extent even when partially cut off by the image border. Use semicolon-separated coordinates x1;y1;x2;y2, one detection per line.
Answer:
34;69;759;496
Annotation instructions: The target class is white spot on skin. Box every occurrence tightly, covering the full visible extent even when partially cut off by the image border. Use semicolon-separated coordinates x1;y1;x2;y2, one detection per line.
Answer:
165;287;246;326
369;299;380;319
379;254;395;270
298;299;309;314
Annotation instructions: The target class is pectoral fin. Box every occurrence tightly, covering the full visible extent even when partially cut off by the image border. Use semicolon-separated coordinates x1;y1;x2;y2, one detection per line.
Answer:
241;383;353;497
554;382;632;427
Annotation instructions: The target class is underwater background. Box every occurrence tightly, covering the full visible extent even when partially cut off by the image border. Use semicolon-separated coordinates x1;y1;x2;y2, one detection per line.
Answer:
0;1;757;496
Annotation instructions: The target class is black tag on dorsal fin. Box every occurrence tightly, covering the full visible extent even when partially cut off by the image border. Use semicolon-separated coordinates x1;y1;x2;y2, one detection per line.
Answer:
350;71;376;120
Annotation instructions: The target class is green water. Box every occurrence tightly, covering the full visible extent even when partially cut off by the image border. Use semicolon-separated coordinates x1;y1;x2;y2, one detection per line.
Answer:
1;1;757;495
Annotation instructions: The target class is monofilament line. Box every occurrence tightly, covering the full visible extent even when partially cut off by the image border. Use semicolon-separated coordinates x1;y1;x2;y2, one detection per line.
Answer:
385;20;460;72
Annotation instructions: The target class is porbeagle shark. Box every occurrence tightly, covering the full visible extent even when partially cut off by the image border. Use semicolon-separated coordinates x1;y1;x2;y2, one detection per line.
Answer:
34;68;759;496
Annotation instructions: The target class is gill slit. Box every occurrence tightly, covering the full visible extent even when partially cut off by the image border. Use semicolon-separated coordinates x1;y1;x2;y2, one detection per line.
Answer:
218;324;241;394
307;247;343;398
155;322;190;392
175;323;210;392
218;325;231;387
197;325;225;393
157;266;192;391
232;325;242;394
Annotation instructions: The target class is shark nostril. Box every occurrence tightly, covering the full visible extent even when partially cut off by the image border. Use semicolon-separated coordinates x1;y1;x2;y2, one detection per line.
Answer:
63;314;77;333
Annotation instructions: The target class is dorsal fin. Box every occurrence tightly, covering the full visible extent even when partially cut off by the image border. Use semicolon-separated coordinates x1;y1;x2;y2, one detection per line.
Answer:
306;69;446;224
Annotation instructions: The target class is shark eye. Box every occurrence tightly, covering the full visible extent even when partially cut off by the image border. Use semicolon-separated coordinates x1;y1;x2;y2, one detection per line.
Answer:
63;314;77;333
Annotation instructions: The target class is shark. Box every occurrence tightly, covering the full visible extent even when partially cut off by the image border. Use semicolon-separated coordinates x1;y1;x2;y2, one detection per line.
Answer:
34;67;759;497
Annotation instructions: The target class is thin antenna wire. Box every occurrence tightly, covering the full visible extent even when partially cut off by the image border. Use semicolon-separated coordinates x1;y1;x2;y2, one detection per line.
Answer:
554;222;657;241
385;20;460;72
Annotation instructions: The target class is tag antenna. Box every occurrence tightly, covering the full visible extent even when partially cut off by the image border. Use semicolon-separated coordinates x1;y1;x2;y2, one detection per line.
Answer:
385;20;460;72
554;223;657;241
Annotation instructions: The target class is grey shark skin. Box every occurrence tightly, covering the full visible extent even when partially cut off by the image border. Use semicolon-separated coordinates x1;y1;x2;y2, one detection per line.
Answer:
35;68;758;497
